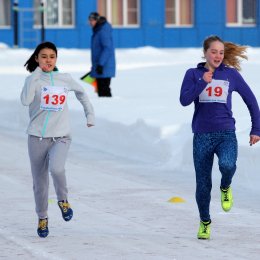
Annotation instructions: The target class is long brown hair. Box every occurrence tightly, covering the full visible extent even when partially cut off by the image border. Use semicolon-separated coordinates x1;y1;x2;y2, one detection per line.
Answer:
203;35;247;71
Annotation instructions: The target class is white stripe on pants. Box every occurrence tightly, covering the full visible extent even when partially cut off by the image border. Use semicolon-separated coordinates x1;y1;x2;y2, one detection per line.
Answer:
28;135;71;219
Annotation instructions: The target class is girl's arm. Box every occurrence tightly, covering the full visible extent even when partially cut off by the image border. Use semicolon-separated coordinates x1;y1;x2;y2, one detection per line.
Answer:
68;75;95;126
20;67;42;106
180;69;208;106
233;70;260;136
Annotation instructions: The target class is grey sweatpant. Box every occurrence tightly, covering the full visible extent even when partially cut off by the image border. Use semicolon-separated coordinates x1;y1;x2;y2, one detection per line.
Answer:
28;135;71;219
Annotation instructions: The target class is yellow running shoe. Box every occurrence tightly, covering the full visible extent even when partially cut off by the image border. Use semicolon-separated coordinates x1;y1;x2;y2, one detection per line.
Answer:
221;186;233;212
197;220;211;239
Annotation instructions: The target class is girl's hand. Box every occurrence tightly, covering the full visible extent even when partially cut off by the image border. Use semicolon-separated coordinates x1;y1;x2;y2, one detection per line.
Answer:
249;135;260;146
87;124;94;127
203;71;213;83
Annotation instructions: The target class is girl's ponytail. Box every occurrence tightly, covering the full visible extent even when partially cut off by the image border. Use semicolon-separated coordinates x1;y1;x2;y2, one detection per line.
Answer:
223;42;247;71
24;53;39;72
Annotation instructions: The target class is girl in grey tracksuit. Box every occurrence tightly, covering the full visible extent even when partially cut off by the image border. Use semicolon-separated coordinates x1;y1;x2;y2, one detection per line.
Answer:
21;42;94;237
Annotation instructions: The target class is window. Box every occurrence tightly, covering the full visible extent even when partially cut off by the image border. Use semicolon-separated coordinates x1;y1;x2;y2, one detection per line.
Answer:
34;0;75;27
165;0;193;26
98;0;139;27
226;0;256;26
0;0;11;27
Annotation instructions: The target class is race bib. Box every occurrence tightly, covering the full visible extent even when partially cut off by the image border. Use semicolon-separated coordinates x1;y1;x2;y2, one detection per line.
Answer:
40;86;68;111
199;79;229;103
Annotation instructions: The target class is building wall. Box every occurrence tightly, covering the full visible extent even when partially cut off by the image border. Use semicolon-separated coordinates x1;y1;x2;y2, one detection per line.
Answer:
1;0;260;48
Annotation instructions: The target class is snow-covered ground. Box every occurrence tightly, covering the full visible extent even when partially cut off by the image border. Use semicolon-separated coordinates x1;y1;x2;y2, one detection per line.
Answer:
0;44;260;259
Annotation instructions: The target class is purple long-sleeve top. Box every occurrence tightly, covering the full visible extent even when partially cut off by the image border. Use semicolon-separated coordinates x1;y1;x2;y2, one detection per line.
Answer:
180;62;260;135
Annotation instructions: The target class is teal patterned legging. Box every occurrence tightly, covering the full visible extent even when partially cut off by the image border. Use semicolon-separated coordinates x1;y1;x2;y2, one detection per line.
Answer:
193;130;238;222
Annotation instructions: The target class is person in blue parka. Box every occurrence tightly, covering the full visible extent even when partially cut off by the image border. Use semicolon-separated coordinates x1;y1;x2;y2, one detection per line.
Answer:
88;12;116;97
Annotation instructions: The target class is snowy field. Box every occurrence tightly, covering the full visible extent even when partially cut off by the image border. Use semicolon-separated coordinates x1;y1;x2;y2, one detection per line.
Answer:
0;43;260;259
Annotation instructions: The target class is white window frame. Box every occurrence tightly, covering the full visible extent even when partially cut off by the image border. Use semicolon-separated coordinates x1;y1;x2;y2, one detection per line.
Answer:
165;0;194;28
226;0;256;27
0;0;11;28
103;0;140;28
34;0;75;29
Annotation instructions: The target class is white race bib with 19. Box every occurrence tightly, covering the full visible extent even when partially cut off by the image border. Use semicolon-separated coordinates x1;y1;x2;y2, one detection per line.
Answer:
40;86;68;111
199;79;229;103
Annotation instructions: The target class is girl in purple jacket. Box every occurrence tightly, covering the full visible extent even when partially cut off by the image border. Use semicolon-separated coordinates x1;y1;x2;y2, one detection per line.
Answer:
180;35;260;239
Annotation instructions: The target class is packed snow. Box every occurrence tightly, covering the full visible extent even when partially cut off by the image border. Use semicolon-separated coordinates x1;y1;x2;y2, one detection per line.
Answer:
0;44;260;259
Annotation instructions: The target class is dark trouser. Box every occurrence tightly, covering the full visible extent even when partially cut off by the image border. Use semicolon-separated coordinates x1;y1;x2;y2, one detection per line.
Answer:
97;78;112;97
193;130;238;222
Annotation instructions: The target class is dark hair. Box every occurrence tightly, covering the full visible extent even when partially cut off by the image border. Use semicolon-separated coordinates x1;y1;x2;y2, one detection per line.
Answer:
88;12;100;21
203;35;247;71
24;41;58;72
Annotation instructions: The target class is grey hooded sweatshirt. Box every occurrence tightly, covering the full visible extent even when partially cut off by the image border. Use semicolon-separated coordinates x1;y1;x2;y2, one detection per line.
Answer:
21;67;95;138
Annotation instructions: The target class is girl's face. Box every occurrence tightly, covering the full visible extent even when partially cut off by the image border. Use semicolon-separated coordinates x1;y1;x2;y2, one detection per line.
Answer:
35;48;57;72
204;41;224;71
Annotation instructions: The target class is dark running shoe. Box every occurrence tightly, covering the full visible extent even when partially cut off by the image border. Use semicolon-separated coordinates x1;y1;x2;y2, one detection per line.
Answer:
58;200;73;221
37;218;49;238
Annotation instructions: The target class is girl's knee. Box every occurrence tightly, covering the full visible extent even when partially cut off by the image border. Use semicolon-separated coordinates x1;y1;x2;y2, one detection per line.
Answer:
50;165;65;176
219;162;236;173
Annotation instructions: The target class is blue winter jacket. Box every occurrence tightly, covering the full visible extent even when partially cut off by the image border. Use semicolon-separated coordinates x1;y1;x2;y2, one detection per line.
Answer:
90;17;116;78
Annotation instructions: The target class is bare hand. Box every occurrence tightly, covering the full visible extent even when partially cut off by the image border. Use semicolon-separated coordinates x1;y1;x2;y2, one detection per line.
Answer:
203;71;213;83
249;135;260;146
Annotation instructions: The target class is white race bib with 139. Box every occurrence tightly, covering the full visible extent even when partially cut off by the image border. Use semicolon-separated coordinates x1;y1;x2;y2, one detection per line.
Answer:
40;86;68;111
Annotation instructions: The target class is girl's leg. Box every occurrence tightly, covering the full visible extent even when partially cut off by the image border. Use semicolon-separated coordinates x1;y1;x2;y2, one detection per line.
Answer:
215;131;238;189
193;133;215;222
28;135;51;219
48;137;71;201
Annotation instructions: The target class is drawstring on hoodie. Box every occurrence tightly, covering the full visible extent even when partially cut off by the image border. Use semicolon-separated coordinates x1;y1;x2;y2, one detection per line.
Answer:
39;137;57;142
